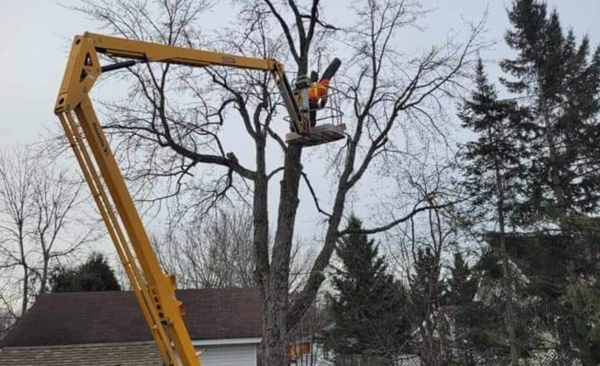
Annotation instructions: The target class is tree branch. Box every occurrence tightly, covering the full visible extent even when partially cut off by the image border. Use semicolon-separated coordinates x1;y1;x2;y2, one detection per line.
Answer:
301;171;331;218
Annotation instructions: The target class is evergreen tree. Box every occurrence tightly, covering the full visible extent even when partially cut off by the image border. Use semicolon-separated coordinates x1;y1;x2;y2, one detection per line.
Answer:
459;59;526;364
325;216;410;365
501;1;600;364
446;252;478;307
502;0;600;222
410;247;444;320
50;253;121;292
408;247;448;366
460;59;529;226
446;251;495;365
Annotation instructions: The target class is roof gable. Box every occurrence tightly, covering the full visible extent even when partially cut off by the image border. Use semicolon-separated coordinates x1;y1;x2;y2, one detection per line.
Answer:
2;288;261;347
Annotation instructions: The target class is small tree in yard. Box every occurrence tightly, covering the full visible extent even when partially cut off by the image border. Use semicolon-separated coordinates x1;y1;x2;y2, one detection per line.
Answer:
389;167;463;366
50;253;121;292
444;251;482;365
325;216;411;366
445;252;478;307
0;147;92;320
409;246;447;366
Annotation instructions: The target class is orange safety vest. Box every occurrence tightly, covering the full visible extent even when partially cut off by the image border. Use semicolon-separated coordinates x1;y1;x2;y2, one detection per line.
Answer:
308;79;330;102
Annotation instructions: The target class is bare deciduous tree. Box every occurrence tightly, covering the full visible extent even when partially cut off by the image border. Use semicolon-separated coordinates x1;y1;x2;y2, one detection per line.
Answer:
73;0;483;364
0;147;93;320
385;162;460;366
153;209;255;289
153;208;313;291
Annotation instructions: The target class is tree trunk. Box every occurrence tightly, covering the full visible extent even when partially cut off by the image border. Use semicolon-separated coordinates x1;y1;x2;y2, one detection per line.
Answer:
499;229;520;366
489;125;520;366
258;145;303;366
257;11;312;358
18;225;28;316
569;288;596;366
260;286;289;366
21;265;28;316
40;253;49;295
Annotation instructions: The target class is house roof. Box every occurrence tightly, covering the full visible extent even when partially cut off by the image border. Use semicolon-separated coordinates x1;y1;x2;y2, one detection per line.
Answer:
1;288;261;347
485;232;594;295
0;341;163;366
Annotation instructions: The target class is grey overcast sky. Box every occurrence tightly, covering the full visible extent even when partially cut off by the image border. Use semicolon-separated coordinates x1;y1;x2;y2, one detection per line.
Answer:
1;0;599;146
1;0;599;251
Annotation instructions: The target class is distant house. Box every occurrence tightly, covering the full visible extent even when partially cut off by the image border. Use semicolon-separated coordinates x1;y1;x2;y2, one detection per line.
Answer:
485;231;598;291
0;288;262;366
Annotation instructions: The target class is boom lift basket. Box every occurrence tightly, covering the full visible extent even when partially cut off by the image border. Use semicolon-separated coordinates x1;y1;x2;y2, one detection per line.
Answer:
285;85;346;146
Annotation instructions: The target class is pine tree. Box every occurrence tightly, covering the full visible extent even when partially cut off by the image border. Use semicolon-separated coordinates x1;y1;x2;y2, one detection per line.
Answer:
445;252;487;365
501;2;600;364
460;59;529;225
50;253;121;292
325;216;410;365
408;247;447;366
446;252;478;307
459;59;525;364
410;247;443;320
502;0;600;222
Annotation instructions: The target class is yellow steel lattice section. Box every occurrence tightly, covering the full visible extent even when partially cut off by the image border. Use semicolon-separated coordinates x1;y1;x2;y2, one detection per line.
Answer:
56;97;200;366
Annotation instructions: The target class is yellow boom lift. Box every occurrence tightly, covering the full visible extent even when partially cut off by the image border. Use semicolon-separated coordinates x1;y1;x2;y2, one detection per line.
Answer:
54;33;344;366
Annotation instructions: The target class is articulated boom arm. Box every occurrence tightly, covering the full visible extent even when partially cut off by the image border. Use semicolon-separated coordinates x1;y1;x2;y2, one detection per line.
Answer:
56;33;305;133
53;33;304;366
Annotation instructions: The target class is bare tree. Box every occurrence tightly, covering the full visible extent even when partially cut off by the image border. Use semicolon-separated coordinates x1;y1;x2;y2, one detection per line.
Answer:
384;162;460;366
153;208;255;289
0;147;92;320
288;301;330;366
153;207;313;291
0;277;18;339
72;0;483;364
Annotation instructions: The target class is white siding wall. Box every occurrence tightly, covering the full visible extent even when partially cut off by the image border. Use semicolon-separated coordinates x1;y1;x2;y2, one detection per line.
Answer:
197;344;258;366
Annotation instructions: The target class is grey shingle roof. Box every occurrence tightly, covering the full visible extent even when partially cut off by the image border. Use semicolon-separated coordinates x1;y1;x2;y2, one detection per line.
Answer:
1;288;261;347
0;341;162;366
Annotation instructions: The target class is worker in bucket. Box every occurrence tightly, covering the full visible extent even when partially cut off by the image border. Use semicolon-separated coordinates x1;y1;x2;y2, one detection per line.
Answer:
308;58;341;127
